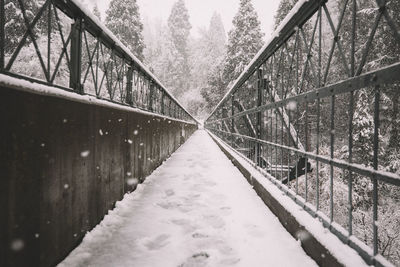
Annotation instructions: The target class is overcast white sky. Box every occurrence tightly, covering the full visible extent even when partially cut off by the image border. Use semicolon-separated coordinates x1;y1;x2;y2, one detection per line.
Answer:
85;0;281;39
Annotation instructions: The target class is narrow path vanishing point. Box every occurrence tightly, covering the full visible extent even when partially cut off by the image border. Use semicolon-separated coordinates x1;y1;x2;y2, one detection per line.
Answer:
59;130;317;267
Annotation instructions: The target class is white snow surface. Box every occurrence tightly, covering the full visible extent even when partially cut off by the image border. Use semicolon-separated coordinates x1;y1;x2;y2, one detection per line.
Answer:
58;130;317;267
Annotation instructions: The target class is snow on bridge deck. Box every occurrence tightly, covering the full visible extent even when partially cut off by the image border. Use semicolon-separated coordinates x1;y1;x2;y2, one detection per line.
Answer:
58;130;317;267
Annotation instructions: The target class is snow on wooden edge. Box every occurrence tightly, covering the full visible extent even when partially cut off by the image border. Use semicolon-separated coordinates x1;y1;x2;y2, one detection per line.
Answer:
0;74;196;125
206;130;375;267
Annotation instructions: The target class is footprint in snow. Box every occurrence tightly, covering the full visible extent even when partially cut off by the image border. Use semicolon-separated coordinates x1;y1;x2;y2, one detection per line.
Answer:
203;180;216;187
219;206;232;216
219;258;241;265
179;252;209;267
157;200;181;210
142;234;170;250
171;219;197;233
192;232;208;239
171;218;190;226
203;214;225;229
165;189;175;197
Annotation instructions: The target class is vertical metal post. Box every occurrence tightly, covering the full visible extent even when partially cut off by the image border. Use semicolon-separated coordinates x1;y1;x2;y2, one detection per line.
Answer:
174;102;177;118
125;66;133;105
231;94;235;148
330;95;335;223
168;99;171;117
275;109;278;178
256;69;263;167
305;101;309;201
373;84;380;257
47;3;51;81
161;92;165;115
0;0;4;71
270;109;273;175
70;18;83;93
348;0;357;237
316;4;322;212
148;81;154;112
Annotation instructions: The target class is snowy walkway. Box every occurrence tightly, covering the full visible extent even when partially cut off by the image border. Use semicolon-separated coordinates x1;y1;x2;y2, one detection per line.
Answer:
59;130;317;267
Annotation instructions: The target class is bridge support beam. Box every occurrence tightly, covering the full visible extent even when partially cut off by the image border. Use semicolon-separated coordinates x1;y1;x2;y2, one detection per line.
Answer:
256;68;265;167
125;66;134;105
0;0;4;71
69;19;83;94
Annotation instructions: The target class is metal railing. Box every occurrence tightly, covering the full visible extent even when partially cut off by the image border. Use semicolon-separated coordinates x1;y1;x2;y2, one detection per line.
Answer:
205;0;400;266
0;0;196;123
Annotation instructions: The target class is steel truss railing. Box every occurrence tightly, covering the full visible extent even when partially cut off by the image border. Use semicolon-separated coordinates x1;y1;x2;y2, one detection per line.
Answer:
0;0;196;123
205;0;400;266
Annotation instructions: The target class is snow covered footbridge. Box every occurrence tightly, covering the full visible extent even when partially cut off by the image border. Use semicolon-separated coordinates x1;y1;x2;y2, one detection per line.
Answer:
1;0;400;267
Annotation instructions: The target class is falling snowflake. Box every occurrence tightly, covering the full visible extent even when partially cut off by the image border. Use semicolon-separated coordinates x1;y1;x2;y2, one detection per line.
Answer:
287;101;297;111
127;178;139;186
80;150;90;157
10;239;24;251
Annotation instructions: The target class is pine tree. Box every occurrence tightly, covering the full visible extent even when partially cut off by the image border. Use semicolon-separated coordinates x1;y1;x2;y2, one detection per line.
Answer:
274;0;299;29
201;61;226;111
105;0;145;61
164;0;192;97
223;0;264;85
4;0;40;53
168;0;191;57
93;4;101;21
208;12;226;60
196;12;227;112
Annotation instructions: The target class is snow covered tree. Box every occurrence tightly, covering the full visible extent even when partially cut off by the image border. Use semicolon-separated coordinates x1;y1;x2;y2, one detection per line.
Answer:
162;0;192;97
93;4;101;21
201;62;226;111
4;0;40;53
194;12;227;113
208;12;226;61
168;0;191;58
105;0;145;61
274;0;299;29
223;0;264;85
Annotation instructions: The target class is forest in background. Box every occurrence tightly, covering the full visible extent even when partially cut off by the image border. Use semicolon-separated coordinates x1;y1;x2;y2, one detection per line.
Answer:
142;0;264;120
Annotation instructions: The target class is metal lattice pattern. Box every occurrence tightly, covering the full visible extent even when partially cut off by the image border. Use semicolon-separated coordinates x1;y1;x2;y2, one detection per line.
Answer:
205;0;400;266
0;0;195;123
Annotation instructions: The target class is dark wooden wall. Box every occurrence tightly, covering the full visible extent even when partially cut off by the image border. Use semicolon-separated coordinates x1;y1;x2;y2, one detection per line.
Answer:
0;87;197;267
